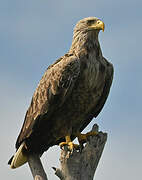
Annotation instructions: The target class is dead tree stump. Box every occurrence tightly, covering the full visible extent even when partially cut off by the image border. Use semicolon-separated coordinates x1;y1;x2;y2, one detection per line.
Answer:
53;124;107;180
27;124;107;180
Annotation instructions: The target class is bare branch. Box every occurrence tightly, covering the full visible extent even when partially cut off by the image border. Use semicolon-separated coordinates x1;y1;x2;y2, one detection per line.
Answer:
27;154;48;180
54;124;107;180
27;124;107;180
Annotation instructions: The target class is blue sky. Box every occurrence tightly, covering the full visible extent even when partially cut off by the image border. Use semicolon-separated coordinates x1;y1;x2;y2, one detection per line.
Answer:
1;0;142;179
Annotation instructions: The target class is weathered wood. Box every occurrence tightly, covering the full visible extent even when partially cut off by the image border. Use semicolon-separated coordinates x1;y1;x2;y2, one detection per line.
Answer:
27;124;107;180
27;154;48;180
53;124;107;180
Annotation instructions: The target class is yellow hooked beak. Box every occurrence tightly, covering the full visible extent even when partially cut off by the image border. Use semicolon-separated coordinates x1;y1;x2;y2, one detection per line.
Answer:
89;20;105;32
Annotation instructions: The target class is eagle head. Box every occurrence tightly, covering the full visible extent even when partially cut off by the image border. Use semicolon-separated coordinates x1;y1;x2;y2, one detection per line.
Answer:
70;17;105;53
74;17;105;33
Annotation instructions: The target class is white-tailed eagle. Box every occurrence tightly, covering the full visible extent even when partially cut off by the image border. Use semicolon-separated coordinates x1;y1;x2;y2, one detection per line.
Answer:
8;17;113;168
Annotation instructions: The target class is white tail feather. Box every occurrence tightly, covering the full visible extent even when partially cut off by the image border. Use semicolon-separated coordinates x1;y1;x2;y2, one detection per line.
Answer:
10;142;27;169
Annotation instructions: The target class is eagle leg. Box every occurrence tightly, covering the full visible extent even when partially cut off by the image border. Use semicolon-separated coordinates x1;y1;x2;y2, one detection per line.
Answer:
77;131;98;145
59;135;79;151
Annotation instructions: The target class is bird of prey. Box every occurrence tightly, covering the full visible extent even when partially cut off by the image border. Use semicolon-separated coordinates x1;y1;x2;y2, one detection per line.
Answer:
8;17;113;169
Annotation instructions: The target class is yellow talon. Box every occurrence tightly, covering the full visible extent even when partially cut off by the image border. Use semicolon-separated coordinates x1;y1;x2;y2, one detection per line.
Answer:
77;131;98;144
86;131;98;136
59;135;79;151
59;132;98;151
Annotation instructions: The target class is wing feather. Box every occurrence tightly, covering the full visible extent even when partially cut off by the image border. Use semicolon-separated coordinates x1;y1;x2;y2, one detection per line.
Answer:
16;54;80;148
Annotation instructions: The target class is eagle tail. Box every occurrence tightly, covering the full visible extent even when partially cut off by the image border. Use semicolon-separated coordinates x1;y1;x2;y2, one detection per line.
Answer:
8;142;28;169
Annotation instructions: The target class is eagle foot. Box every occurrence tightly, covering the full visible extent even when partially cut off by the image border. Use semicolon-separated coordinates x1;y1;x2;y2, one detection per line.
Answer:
77;131;98;144
59;142;79;151
59;135;79;151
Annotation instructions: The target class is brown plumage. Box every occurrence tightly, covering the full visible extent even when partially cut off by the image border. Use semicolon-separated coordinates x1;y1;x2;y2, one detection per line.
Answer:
8;17;113;168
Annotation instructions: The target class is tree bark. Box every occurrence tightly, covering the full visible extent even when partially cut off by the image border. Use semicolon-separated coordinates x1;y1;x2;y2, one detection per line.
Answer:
27;153;48;180
53;124;107;180
27;124;107;180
